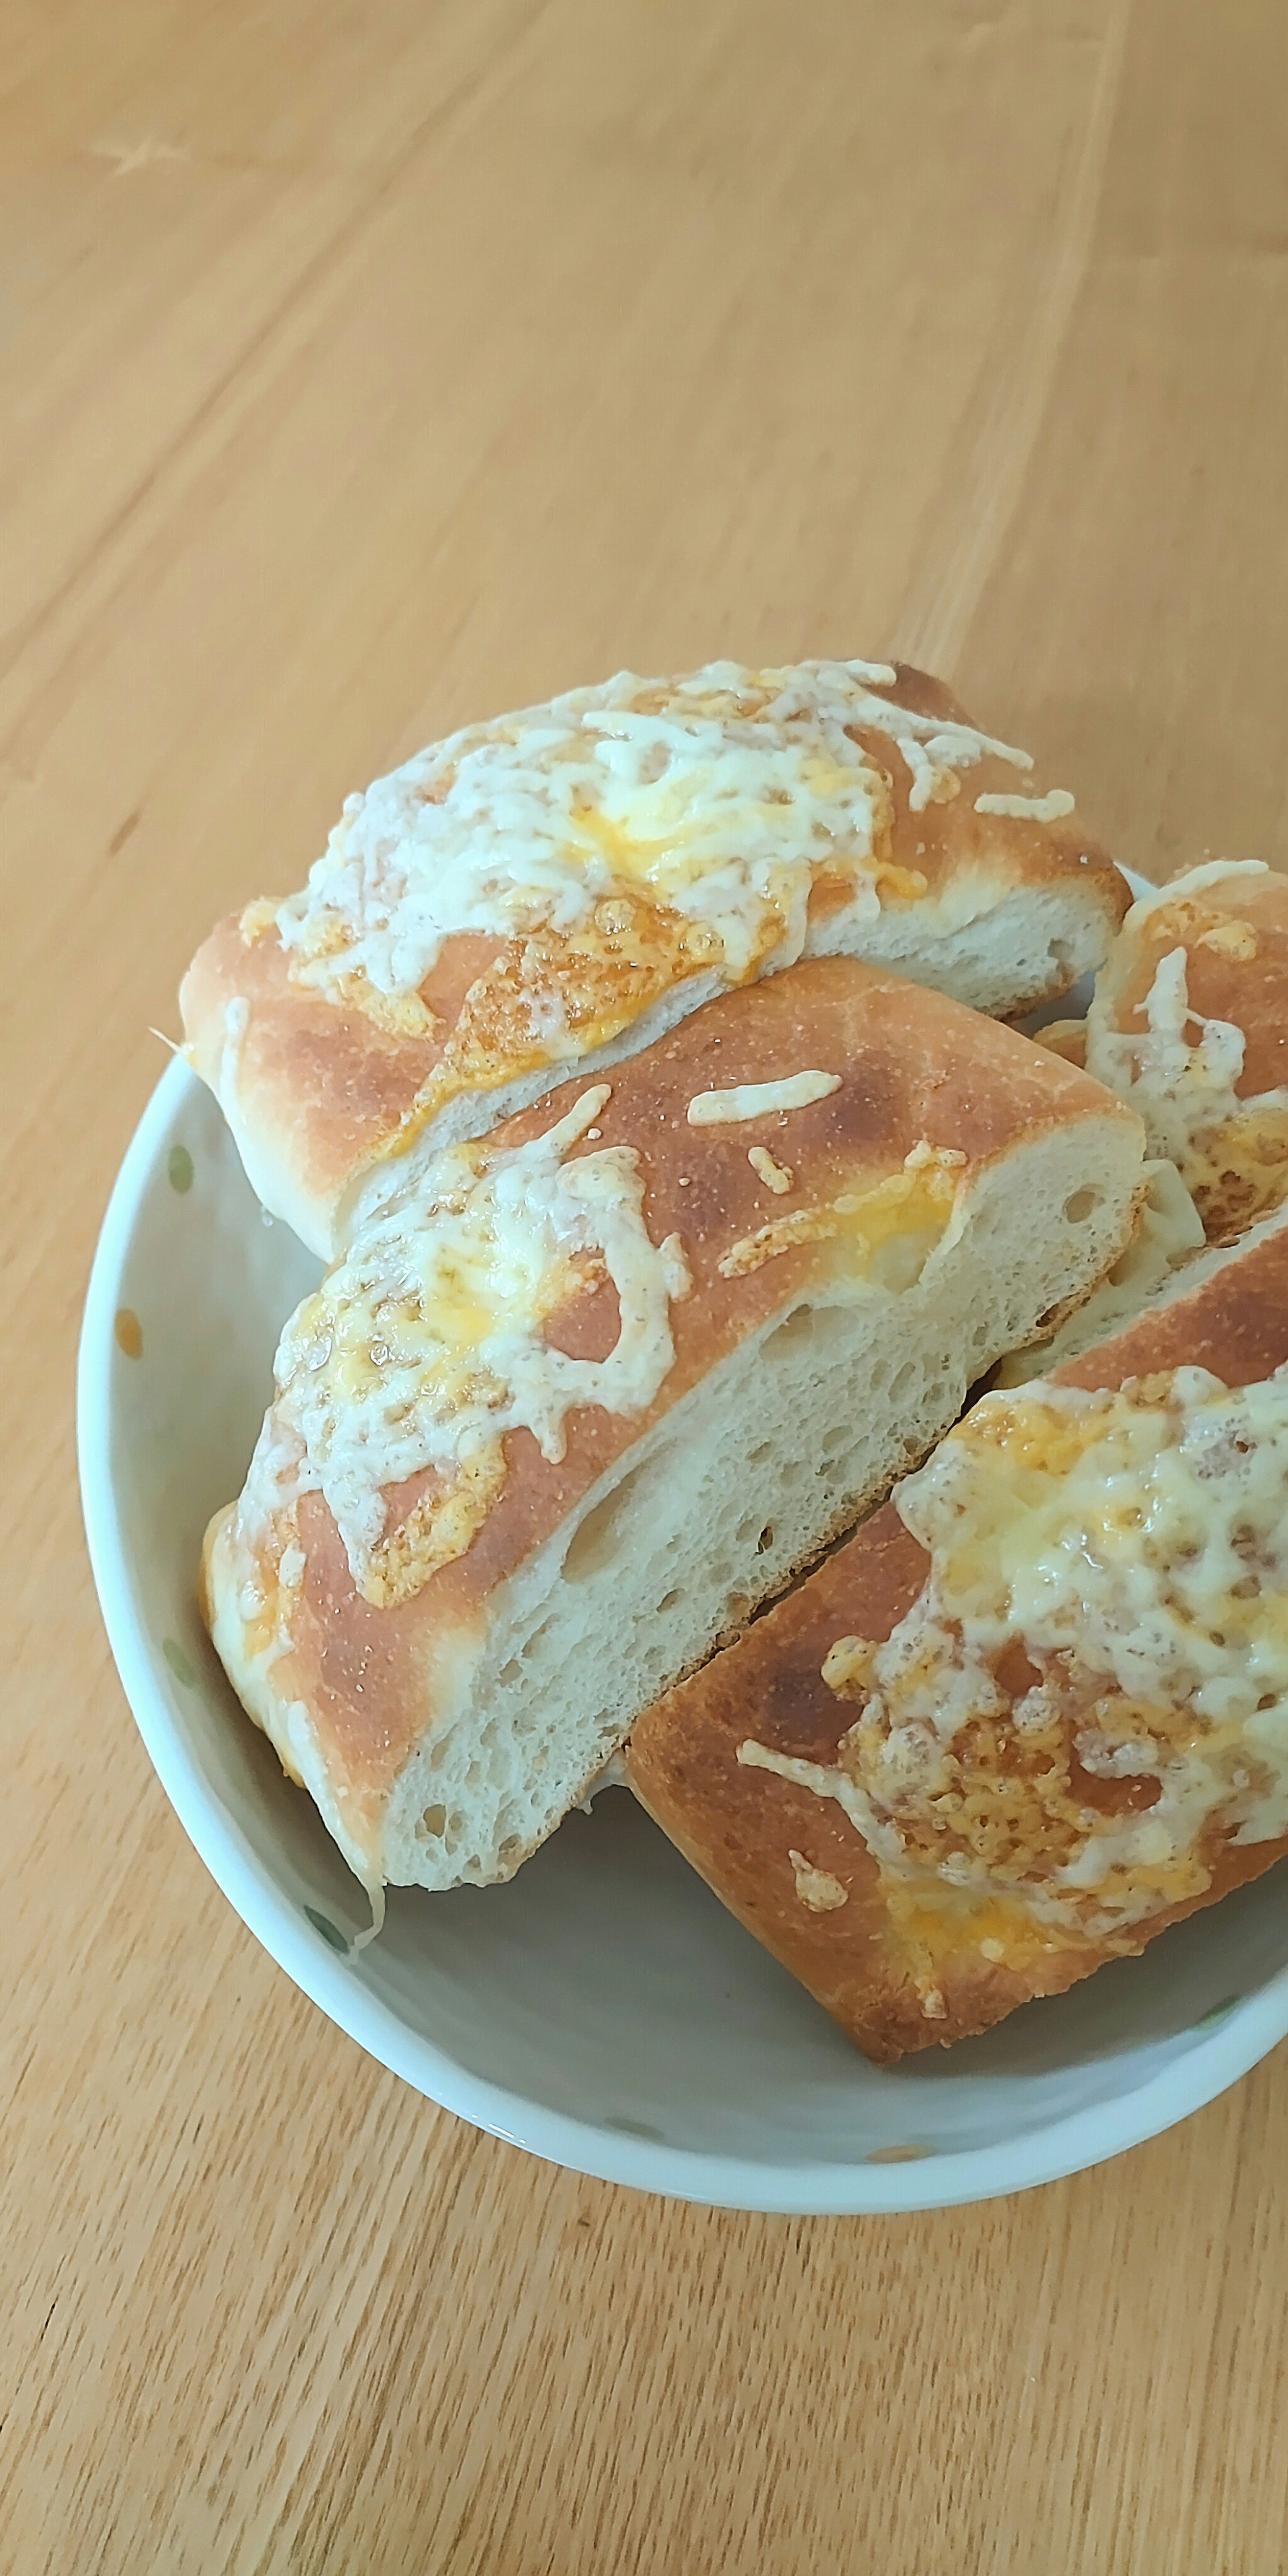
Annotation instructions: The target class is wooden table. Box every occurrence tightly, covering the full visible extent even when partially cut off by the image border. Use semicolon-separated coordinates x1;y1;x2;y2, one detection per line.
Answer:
6;2;1288;2567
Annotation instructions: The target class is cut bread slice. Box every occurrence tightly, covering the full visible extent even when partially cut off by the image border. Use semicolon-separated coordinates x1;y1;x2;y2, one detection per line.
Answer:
992;1155;1204;1385
181;658;1127;1258
200;956;1142;1915
626;1205;1288;2061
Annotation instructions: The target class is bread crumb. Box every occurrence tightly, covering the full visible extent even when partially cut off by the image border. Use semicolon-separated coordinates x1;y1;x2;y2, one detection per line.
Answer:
748;1145;793;1194
585;1127;602;1139
920;1987;947;2021
787;1849;848;1912
979;1938;1006;1963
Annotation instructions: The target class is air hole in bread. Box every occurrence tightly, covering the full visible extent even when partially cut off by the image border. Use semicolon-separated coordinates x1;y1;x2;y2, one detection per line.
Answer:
419;1802;447;1838
655;1586;681;1615
1063;1186;1102;1223
756;1523;774;1554
761;1301;817;1356
561;1458;650;1584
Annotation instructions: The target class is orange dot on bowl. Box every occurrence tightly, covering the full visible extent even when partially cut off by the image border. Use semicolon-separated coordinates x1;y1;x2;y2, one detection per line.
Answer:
865;2143;933;2164
114;1306;143;1359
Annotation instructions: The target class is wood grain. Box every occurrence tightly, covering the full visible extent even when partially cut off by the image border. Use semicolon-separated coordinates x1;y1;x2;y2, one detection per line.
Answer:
4;0;1288;2568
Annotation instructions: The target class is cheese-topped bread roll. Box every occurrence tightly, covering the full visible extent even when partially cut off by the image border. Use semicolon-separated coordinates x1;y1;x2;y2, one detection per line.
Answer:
200;957;1142;1917
995;858;1288;1380
1085;858;1288;1242
181;658;1127;1259
627;1207;1288;2060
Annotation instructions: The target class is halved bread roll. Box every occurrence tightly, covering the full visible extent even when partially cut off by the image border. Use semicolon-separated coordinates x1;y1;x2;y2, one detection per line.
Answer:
1085;858;1288;1242
200;957;1142;1915
626;1206;1288;2061
181;659;1127;1259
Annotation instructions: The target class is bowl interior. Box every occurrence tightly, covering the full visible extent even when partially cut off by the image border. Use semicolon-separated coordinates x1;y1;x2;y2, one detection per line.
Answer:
81;1024;1288;2209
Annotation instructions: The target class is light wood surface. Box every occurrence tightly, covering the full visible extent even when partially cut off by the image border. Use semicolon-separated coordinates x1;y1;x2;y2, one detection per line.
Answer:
5;2;1288;2568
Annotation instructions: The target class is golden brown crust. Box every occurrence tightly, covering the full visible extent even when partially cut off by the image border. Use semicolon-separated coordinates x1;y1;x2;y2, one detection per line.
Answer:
181;662;1127;1253
626;1213;1288;2063
1029;1017;1088;1068
212;956;1139;1851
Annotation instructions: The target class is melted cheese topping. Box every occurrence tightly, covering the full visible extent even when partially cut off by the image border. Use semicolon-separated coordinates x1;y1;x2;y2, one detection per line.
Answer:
269;662;1033;1022
686;1071;841;1125
243;1087;691;1606
743;1368;1288;1945
717;1143;964;1283
1086;860;1288;1235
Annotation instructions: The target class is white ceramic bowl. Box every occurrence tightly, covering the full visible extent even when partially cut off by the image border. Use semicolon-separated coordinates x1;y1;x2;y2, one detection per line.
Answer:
79;1045;1288;2213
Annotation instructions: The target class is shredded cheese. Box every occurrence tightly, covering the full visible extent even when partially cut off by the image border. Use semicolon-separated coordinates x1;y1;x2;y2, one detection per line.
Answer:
748;1145;794;1194
717;1143;963;1282
242;1087;691;1606
973;789;1075;822
788;1850;849;1911
269;661;1034;1018
687;1071;841;1125
744;1367;1288;1945
1086;881;1288;1231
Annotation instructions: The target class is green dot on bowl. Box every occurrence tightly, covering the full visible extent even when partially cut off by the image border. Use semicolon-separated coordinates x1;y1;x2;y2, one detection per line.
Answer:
168;1144;195;1194
305;1907;350;1954
162;1638;196;1687
1192;1995;1240;2030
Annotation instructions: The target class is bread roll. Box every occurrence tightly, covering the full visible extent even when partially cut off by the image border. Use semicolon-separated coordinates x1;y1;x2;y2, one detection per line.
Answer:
181;659;1127;1259
994;858;1288;1380
200;956;1142;1916
1085;858;1288;1242
627;1207;1288;2061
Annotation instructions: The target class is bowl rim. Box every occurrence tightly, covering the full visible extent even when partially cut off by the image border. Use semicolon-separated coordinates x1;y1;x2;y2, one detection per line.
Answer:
77;1049;1288;2214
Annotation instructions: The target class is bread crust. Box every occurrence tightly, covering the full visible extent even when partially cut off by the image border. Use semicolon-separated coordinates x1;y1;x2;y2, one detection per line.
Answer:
181;661;1127;1257
202;955;1141;1888
626;1213;1288;2062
